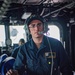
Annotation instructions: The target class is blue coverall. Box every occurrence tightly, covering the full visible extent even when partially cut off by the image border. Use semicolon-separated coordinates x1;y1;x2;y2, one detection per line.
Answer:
13;35;73;75
11;46;20;58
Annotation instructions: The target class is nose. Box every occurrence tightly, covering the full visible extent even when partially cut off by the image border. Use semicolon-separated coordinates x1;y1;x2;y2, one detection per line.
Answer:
34;26;39;30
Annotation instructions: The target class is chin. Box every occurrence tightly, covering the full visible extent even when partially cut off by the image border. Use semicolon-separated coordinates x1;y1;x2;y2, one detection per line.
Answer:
35;34;43;38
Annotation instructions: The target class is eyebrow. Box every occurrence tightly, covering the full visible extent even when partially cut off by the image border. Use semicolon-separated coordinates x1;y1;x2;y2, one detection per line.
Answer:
29;22;43;25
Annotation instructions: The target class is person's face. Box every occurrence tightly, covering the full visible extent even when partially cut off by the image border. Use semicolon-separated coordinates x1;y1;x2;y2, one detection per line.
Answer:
19;41;23;46
28;20;44;38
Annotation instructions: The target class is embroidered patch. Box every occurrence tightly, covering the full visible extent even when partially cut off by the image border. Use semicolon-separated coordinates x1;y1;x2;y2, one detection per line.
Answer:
45;52;56;58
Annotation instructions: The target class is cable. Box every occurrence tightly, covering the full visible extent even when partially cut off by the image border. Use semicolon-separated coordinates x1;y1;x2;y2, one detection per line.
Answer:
46;35;54;75
43;1;75;18
40;8;46;16
22;0;27;4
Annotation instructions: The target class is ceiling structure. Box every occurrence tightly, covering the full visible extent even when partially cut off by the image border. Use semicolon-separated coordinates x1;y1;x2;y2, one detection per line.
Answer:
0;0;75;24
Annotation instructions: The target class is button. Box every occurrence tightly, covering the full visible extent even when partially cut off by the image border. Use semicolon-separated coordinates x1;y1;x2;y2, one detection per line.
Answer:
48;62;51;64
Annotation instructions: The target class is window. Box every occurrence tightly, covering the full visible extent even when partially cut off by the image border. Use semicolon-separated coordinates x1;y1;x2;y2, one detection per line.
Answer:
10;25;26;46
45;25;60;41
0;25;6;46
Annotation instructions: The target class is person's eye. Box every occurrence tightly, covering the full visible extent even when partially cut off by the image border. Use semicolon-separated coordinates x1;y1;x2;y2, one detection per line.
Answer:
32;24;35;28
38;23;42;26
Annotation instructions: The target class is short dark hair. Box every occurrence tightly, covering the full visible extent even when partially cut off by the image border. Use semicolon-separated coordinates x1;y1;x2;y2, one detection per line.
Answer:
19;39;25;43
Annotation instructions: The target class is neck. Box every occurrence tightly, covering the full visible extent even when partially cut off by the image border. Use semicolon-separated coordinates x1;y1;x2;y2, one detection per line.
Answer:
33;35;43;43
32;35;43;48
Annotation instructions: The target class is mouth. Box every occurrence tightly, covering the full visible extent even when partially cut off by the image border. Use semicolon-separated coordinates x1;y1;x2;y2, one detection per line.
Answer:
34;32;40;35
35;32;38;34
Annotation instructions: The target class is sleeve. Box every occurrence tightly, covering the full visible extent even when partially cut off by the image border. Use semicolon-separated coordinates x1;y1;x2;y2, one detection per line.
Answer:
13;45;26;75
58;41;73;75
11;47;18;58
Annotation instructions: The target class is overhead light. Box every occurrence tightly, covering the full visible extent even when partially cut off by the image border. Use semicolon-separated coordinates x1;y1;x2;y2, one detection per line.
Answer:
70;18;74;23
22;12;31;19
